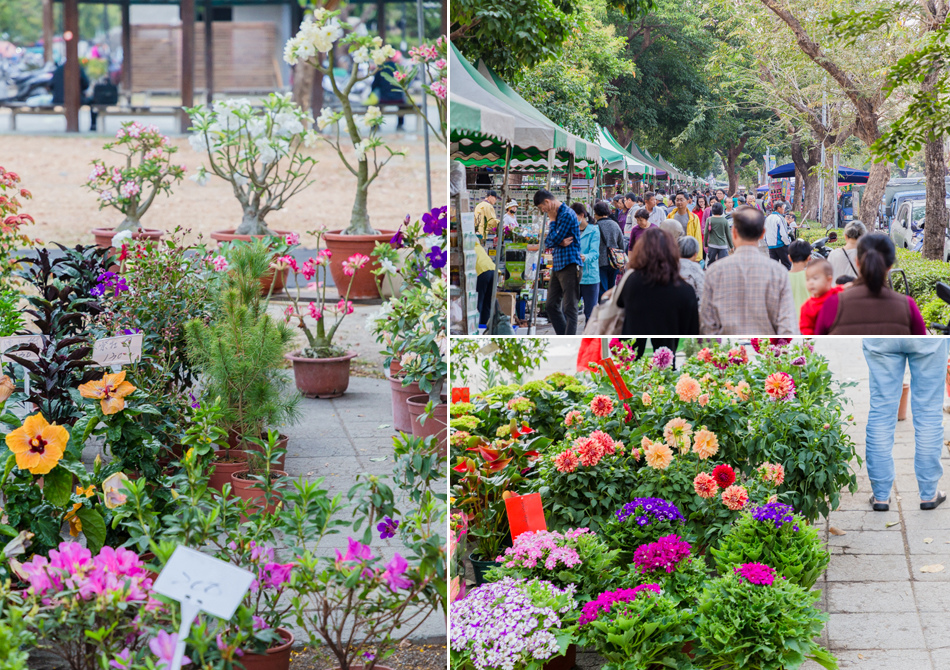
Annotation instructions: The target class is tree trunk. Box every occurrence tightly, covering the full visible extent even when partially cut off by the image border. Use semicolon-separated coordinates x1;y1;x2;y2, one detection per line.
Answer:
793;167;802;214
790;138;820;222
922;60;949;261
348;160;373;234
923;136;949;260
236;207;271;236
860;162;890;230
820;148;837;228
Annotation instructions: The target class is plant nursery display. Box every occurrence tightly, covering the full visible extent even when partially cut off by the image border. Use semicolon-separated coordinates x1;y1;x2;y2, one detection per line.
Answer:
450;339;851;670
83;121;187;245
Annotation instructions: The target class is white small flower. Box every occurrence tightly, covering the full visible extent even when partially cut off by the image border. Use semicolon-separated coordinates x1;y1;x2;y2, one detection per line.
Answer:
247;118;267;137
362;105;383;127
188;133;208;152
256;138;278;165
380;258;398;274
232;172;249;188
371;44;397;66
352;47;371;64
354;138;372;161
316;107;339;131
111;230;133;247
189;166;210;186
302;129;320;147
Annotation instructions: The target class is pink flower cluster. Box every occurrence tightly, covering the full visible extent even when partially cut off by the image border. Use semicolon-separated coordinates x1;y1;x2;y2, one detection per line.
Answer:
734;562;776;586
335;537;412;592
758;462;786;486
342;253;370;277
632;534;692;574
578;584;662;625
20;543;154;603
553;431;621;472
236;541;295;593
496;528;589;569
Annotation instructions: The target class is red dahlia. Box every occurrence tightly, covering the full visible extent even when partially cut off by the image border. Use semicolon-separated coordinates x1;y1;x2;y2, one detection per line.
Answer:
712;464;736;488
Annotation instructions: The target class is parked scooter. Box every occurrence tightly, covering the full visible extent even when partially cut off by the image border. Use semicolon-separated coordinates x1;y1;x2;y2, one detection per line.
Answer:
0;62;54;103
929;282;950;335
810;231;838;259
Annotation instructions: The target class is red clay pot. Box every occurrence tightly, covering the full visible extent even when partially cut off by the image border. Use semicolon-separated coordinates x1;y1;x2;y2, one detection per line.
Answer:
91;227;163;250
226;432;287;470
230;469;287;515
407;393;448;457
542;645;576;670
209;229;294;244
387;374;422;433
285;350;357;398
237;627;294;670
209;449;248;493
323;229;397;300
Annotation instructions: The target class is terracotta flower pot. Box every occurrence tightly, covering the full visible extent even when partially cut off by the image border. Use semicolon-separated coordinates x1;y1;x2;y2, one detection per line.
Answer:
407;394;448;457
387;375;422;433
286;350;357;398
209;449;248;493
230;469;287;515
226;432;288;470
209;229;294;296
323;229;397;300
237;627;294;670
91;227;164;250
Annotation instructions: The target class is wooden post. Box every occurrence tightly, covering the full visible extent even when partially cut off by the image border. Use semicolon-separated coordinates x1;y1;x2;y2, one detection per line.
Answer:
486;145;513;331
42;0;53;64
204;0;213;104
121;0;132;104
64;0;80;133
565;154;575;205
180;0;196;133
377;0;386;39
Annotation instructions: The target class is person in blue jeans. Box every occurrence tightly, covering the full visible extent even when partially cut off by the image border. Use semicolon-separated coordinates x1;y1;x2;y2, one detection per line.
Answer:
571;202;600;322
864;338;950;512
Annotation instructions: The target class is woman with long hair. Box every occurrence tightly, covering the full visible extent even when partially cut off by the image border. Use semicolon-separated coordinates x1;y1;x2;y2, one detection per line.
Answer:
617;227;699;335
816;233;926;334
692;195;708;227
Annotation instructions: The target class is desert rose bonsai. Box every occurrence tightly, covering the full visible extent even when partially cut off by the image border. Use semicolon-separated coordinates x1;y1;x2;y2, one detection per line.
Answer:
284;9;405;235
186;93;319;236
83;121;186;233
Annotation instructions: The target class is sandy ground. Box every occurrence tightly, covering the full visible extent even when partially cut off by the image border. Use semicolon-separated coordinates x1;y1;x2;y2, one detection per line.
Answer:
4;132;445;247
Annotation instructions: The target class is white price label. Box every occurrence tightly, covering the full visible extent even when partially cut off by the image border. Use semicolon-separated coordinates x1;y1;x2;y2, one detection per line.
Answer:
92;333;143;367
0;336;44;363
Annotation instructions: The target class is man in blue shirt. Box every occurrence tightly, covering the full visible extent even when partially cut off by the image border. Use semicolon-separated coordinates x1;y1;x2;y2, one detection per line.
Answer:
535;189;581;335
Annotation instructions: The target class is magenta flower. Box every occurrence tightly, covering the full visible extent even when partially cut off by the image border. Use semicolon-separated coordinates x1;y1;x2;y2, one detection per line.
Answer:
578;584;662;625
651;347;674;370
336;537;373;565
109;649;132;670
735;562;777;586
263;562;294;589
383;553;412;591
633;534;692;574
49;542;93;575
285;232;300;245
377;516;399;540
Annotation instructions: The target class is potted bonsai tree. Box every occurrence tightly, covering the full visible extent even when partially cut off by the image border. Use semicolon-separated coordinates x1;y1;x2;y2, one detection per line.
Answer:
284;9;406;299
186;93;318;242
83;121;186;248
283;229;369;398
184;241;300;468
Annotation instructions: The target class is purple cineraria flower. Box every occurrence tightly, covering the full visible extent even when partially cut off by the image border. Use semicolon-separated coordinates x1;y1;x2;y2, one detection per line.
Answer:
362;652;376;661
390;228;405;249
751;502;800;531
735;562;776;586
95;271;130;298
426;246;447;269
615;497;684;525
633;534;692;574
377;516;399;540
791;356;806;366
651;347;674;370
109;649;132;670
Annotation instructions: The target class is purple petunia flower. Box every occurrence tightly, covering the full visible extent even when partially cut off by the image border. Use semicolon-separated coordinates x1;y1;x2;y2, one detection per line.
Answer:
615;497;684;525
751;502;800;531
426;246;447;269
422;205;447;236
390;229;405;249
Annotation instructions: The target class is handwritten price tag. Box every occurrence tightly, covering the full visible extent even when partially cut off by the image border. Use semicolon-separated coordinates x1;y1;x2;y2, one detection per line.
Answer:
0;335;44;363
152;546;254;670
92;334;143;367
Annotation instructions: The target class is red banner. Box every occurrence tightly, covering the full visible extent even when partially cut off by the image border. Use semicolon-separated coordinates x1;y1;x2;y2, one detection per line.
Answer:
600;358;633;400
505;492;547;539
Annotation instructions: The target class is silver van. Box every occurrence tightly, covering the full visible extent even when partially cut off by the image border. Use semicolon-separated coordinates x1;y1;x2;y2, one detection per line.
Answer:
889;198;950;261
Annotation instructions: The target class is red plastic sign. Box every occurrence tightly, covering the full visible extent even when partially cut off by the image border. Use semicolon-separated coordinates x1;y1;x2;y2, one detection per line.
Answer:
505;492;547;539
600;358;633;400
452;387;470;403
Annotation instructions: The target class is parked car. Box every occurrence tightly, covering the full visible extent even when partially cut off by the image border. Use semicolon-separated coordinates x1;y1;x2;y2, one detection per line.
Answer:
890;198;950;261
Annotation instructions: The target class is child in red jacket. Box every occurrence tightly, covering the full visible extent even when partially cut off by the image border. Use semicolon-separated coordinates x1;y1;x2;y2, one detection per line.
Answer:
800;259;844;335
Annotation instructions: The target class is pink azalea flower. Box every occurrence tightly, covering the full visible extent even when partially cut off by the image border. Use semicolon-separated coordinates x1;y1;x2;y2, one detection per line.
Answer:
263;562;294;589
382;554;412;591
149;631;190;669
285;232;300;245
49;542;92;575
336;537;372;566
308;302;322;320
337;299;354;315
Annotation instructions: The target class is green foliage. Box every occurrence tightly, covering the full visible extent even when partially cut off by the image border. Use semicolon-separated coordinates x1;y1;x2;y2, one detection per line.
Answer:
694;574;837;670
184;241;300;442
712;509;830;588
450;337;549;387
892;247;950;300
575;590;695;670
797;228;846;248
619;551;709;606
920;292;950;331
0;586;32;670
0;291;23;337
484;529;620;603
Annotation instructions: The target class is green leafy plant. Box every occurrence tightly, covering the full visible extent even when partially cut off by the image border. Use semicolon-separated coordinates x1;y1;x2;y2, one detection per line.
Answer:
0;290;23;337
892;247;950;300
0;582;35;670
574;586;695;670
694;571;837;670
711;503;830;589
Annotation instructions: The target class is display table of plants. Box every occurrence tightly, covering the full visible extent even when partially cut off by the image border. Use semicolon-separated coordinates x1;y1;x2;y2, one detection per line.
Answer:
450;340;858;670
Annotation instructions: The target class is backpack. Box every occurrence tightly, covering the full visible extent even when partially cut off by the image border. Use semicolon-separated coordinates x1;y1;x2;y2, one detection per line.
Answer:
583;269;634;335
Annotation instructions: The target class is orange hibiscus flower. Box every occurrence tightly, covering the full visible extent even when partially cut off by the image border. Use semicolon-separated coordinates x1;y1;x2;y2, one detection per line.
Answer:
78;371;136;415
5;413;69;475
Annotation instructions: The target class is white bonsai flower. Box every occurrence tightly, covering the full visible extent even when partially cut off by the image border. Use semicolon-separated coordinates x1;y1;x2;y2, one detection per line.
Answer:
372;44;397;65
188;133;208;153
256;137;278;165
232;172;249;188
189;165;210;186
303;130;319;147
274;110;304;137
111;230;134;247
361;106;383;128
354;138;372;161
352;47;371;64
316;107;340;131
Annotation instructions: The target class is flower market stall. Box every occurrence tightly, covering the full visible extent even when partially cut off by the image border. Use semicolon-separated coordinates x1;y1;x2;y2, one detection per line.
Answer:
450;339;858;670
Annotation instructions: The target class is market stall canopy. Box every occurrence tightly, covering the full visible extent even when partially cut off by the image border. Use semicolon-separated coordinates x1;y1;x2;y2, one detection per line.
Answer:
627;141;666;177
450;94;516;147
474;60;600;169
598;127;653;176
451;44;563;167
768;162;869;184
